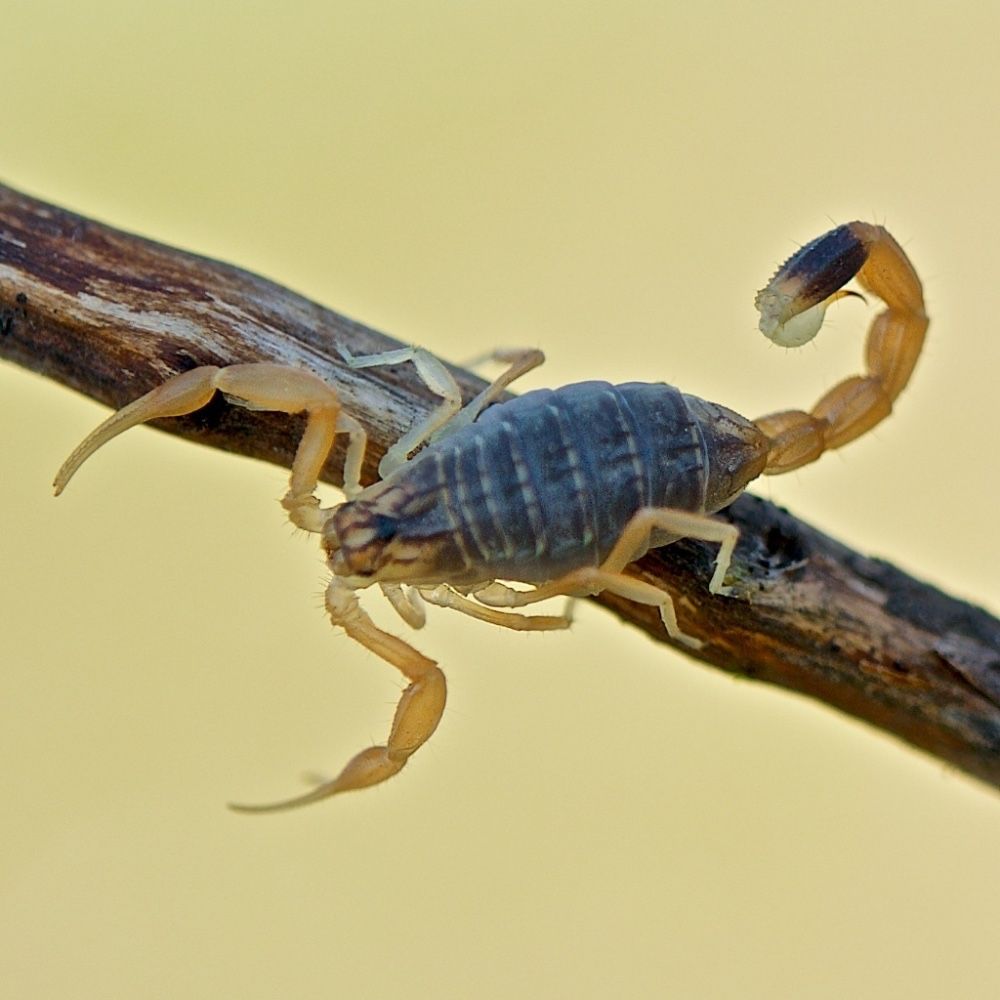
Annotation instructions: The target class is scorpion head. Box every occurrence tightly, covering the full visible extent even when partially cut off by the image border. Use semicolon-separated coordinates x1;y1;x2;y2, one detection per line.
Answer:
325;505;402;581
323;483;450;585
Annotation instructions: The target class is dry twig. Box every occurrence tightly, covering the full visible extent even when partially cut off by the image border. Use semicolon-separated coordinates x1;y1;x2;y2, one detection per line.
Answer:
2;182;998;790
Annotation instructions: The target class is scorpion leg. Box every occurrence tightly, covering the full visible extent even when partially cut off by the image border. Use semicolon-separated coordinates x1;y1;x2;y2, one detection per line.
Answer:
599;507;739;595
475;567;704;648
754;221;928;474
229;577;447;812
421;584;573;631
380;582;427;628
338;345;463;477
434;348;545;439
339;345;544;474
53;363;367;530
472;507;740;647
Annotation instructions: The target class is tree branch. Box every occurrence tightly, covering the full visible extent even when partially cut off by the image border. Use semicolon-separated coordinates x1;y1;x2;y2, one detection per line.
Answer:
2;182;998;790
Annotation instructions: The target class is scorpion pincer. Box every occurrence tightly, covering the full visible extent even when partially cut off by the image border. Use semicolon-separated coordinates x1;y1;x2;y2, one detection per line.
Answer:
53;221;928;810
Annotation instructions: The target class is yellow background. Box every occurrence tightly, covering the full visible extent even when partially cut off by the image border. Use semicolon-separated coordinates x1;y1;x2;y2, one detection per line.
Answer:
3;3;998;997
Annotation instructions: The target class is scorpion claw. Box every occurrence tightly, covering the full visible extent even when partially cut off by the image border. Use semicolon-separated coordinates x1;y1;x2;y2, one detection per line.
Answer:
228;747;409;814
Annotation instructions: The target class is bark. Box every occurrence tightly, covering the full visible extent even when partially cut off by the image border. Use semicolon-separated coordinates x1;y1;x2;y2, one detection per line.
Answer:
2;182;998;790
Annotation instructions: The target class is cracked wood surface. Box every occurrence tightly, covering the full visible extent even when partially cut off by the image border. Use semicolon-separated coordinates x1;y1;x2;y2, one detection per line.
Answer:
2;181;998;791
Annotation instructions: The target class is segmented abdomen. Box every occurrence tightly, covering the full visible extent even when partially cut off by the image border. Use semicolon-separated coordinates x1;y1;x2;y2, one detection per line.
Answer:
386;380;709;582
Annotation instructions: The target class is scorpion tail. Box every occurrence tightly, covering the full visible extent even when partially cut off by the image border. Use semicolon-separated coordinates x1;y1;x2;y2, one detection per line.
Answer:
753;221;928;475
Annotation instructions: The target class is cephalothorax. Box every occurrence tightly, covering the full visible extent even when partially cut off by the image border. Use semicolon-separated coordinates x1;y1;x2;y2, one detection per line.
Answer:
54;222;927;811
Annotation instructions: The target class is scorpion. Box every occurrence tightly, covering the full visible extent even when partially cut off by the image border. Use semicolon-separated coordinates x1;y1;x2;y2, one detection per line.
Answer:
53;221;927;811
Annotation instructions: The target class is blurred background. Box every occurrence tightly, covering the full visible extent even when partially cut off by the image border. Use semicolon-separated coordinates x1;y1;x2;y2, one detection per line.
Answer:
2;3;998;998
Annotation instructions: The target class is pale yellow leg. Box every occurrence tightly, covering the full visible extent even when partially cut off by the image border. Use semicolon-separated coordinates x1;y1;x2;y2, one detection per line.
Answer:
600;507;739;595
338;345;463;476
475;565;703;648
380;582;427;629
472;507;738;648
229;578;447;813
422;584;573;631
337;344;545;474
436;348;546;438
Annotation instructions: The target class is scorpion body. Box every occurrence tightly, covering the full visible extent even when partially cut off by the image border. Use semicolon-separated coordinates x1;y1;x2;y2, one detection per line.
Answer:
331;382;766;587
54;221;928;811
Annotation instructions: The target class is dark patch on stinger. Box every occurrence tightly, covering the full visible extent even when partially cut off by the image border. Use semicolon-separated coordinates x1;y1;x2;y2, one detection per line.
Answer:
775;223;869;309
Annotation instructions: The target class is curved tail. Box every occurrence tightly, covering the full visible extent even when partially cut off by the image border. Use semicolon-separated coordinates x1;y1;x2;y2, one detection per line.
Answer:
753;221;928;474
